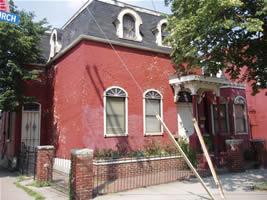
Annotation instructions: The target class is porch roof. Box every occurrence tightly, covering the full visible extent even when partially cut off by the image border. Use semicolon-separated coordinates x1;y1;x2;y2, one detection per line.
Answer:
169;75;244;102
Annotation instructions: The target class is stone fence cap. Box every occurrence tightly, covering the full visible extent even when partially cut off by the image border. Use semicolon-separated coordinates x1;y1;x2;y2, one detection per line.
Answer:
71;149;94;156
37;145;55;150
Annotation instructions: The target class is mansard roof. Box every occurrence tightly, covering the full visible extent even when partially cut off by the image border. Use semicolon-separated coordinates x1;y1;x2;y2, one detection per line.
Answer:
40;0;171;63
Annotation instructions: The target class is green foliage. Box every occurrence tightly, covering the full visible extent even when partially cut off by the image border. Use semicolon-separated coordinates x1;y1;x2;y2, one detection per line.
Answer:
177;137;198;167
253;181;267;191
0;1;49;111
28;180;52;188
94;140;179;160
166;0;267;94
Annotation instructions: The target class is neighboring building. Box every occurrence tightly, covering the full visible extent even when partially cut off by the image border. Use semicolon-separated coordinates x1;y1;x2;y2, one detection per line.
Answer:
0;0;265;166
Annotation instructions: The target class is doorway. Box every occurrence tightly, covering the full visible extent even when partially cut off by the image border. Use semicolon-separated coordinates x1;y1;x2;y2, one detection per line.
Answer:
21;103;41;151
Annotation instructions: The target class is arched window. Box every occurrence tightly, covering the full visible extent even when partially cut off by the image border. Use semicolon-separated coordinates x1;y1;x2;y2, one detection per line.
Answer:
104;87;128;136
161;23;167;45
49;29;62;60
116;8;143;41
233;96;248;134
143;90;163;135
156;19;169;47
123;14;136;39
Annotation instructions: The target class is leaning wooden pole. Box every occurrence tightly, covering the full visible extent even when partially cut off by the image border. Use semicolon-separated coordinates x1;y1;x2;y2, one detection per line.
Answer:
192;118;226;200
156;115;217;200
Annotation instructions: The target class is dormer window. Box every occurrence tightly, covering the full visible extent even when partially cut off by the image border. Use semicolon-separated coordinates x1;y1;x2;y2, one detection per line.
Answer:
161;23;168;46
116;8;143;42
49;29;62;60
123;14;136;39
156;19;169;47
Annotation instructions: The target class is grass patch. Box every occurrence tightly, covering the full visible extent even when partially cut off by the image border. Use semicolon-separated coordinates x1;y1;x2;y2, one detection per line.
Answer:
17;175;30;182
253;181;267;191
14;181;45;200
28;180;52;188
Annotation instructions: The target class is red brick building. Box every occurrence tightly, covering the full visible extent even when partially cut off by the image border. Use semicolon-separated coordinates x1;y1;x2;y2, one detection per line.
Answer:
0;0;266;166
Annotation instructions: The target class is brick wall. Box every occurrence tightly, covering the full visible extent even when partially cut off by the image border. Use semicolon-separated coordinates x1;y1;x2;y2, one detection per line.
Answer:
93;156;191;195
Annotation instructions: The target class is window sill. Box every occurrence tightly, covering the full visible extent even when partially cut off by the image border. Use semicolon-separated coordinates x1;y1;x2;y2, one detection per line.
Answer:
119;36;142;43
104;134;128;138
158;44;171;49
235;132;248;135
144;132;163;136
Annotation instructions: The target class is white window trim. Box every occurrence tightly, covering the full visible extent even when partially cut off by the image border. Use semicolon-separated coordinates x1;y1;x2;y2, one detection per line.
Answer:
116;8;143;42
156;19;170;47
103;86;128;137
233;96;248;135
211;103;230;135
143;89;163;136
49;29;62;60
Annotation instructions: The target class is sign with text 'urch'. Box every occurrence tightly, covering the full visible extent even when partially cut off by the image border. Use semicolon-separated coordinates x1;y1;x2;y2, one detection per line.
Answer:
0;10;20;25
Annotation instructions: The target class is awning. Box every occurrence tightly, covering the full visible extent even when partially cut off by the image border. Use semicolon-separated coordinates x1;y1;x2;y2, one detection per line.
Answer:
169;75;244;102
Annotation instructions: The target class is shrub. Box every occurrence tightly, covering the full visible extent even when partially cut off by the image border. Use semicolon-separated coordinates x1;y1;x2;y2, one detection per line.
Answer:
203;135;214;152
143;139;163;157
177;137;197;167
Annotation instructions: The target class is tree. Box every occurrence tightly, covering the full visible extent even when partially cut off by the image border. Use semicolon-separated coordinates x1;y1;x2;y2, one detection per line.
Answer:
0;1;49;111
165;0;267;95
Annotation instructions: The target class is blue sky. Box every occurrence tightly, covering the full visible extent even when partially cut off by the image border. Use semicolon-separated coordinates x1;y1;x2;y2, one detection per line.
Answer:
14;0;171;28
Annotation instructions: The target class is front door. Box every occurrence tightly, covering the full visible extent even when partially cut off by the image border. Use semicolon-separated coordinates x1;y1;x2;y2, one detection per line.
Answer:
177;102;195;139
21;103;41;151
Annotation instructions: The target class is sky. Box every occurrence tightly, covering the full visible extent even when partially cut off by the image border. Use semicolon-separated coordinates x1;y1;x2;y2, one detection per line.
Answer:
14;0;171;28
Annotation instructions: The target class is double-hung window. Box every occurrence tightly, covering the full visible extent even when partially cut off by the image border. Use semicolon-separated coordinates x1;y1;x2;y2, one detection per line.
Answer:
234;96;248;134
104;87;128;136
144;90;163;135
212;103;229;134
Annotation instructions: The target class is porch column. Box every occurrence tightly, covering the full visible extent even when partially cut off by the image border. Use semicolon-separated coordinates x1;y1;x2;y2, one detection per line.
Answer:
190;94;198;151
214;96;221;164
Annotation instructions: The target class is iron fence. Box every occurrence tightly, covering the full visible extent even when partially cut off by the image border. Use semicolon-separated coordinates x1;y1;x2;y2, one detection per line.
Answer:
52;157;70;194
18;143;37;177
93;154;192;196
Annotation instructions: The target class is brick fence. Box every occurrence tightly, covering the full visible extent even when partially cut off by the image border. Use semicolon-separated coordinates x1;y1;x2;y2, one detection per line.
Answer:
37;147;206;200
35;146;55;182
93;155;193;196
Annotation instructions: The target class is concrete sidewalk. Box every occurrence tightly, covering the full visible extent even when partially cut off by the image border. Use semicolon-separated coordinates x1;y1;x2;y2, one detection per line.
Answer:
0;167;68;200
95;169;267;200
0;168;34;200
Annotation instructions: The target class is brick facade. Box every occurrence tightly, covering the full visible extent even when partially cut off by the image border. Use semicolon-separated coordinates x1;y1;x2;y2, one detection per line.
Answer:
70;149;94;200
35;146;55;182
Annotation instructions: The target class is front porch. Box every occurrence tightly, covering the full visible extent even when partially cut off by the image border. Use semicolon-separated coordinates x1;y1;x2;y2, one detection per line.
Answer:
169;74;250;167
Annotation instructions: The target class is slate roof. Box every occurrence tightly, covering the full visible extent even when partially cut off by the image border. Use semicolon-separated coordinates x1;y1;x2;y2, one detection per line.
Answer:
39;0;171;63
38;33;50;63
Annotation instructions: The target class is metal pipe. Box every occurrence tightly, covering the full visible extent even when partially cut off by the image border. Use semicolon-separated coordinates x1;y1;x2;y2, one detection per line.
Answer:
156;115;217;200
